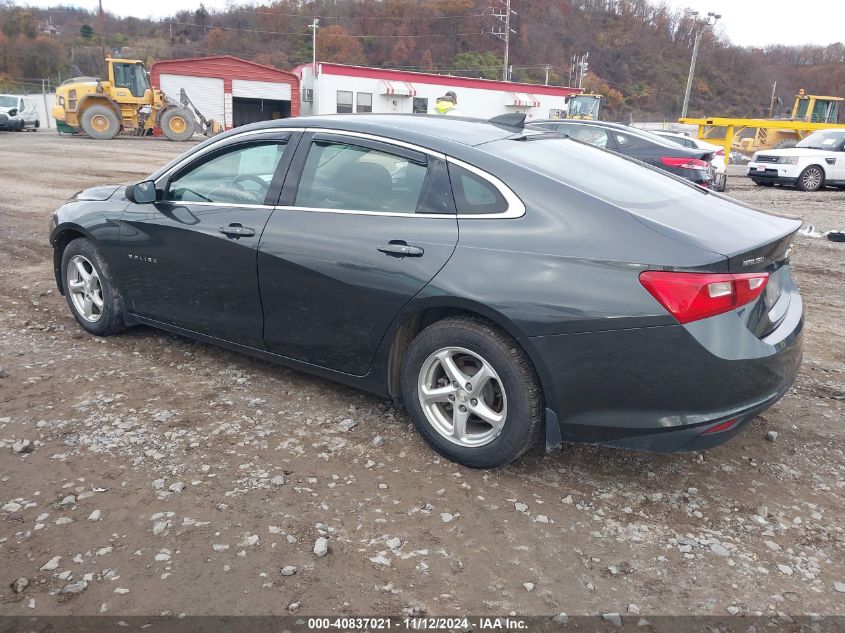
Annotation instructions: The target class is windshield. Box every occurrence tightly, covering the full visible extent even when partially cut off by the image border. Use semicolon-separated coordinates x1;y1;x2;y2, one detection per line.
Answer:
569;96;600;118
482;136;702;208
0;96;18;108
796;130;845;149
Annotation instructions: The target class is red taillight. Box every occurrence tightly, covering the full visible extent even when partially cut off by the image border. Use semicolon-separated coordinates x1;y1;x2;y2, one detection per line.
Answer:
660;157;710;170
701;418;739;435
639;271;769;324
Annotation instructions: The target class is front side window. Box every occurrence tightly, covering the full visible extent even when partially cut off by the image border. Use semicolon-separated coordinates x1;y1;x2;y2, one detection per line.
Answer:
356;92;373;113
166;141;287;204
337;90;353;114
557;123;609;148
295;141;428;214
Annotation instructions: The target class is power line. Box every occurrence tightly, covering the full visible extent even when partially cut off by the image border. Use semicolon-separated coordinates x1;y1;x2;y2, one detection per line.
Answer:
169;20;487;39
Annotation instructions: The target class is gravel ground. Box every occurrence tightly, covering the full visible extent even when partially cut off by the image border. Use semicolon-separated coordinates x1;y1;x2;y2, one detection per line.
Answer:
0;131;843;617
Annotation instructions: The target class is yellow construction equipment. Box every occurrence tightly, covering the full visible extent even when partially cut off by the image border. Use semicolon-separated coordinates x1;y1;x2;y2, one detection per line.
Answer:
565;93;604;120
679;89;845;162
53;58;222;141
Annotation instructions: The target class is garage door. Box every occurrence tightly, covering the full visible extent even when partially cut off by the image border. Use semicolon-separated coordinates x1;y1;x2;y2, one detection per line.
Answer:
232;79;291;101
159;74;225;126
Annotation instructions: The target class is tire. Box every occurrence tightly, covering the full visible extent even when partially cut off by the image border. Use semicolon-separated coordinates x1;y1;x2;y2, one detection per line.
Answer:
160;108;195;141
81;105;120;140
796;165;824;192
401;316;542;469
61;238;126;336
34;119;40;129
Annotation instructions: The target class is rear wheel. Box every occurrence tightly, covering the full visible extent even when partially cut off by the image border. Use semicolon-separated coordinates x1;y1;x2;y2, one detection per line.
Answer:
160;108;195;141
797;165;824;192
401;317;542;468
61;238;126;336
81;105;120;140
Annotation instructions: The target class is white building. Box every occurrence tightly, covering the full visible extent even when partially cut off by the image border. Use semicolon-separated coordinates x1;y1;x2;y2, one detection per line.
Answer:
293;63;580;120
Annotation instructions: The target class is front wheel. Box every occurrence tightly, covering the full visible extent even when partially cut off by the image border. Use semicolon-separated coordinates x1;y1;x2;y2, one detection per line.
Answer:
61;238;126;336
401;317;542;468
797;165;824;192
160;107;195;141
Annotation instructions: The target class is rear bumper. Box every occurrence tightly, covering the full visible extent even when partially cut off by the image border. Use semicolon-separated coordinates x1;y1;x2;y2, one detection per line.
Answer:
525;288;804;453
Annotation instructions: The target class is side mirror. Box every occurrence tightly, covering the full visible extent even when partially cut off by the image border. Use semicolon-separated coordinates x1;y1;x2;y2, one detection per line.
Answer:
126;180;157;204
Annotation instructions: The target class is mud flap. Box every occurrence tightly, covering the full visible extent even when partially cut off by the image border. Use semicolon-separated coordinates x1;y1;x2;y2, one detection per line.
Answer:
545;407;563;452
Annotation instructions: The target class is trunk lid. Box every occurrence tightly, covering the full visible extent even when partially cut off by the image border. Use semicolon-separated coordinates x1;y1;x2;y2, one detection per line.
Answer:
626;193;801;337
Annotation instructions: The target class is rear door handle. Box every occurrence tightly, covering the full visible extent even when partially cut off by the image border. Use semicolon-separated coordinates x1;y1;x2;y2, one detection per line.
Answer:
219;224;255;238
378;241;424;257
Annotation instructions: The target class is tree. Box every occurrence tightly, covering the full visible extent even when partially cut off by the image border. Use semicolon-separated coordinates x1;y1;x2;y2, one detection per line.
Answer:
451;51;502;80
318;25;365;66
204;28;229;53
80;24;94;39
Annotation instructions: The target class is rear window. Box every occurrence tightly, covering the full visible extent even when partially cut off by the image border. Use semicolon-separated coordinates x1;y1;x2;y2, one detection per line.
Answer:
482;137;702;208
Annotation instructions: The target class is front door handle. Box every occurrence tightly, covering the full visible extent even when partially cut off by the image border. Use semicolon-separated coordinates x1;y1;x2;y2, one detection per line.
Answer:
219;224;255;238
378;241;424;258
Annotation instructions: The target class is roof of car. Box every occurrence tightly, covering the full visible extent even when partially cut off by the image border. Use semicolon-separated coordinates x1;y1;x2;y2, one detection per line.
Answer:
236;114;529;149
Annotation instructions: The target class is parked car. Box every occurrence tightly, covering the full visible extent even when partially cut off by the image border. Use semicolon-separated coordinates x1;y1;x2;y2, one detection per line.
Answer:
530;119;715;187
746;129;845;191
655;131;727;191
49;114;803;468
0;94;40;131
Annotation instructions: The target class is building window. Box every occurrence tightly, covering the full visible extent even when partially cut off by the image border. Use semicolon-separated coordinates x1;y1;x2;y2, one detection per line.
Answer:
336;90;353;114
413;97;428;114
356;92;372;113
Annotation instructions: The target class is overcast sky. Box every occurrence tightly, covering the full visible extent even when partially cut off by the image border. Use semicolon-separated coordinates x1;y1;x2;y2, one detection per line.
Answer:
22;0;845;48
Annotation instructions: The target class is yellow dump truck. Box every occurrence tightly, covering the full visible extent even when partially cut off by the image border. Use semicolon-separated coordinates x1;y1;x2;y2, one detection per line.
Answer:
53;58;221;141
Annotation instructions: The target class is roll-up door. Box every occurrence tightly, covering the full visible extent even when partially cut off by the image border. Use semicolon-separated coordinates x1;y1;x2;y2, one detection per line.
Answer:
159;74;225;124
232;79;291;101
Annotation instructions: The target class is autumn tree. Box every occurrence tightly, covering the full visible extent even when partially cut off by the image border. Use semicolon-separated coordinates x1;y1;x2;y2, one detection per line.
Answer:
204;27;229;54
318;25;365;66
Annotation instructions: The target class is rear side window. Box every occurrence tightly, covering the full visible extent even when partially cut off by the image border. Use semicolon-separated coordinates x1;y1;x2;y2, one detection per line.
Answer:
448;163;508;215
295;140;428;214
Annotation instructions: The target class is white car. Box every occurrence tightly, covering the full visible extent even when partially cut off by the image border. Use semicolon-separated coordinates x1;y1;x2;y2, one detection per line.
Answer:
746;129;845;191
0;94;40;131
656;131;727;191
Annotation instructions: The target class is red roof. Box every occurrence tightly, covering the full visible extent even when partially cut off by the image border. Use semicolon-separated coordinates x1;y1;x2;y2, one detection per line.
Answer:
292;63;580;98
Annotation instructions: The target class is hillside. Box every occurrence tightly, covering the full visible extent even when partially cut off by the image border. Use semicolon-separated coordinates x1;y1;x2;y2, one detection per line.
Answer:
1;0;843;120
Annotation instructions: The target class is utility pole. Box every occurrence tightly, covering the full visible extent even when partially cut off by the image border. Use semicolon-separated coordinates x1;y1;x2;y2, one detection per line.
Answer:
98;0;107;75
308;19;319;78
491;0;517;81
681;10;720;118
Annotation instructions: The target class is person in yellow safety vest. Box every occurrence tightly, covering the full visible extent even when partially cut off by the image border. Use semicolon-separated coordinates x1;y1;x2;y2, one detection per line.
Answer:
435;91;461;115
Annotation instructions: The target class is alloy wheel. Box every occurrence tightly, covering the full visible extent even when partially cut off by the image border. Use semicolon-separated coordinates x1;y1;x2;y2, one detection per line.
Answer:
66;255;104;322
802;167;822;190
417;346;507;447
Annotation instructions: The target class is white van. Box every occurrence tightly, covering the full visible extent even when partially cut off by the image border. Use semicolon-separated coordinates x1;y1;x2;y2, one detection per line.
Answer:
0;94;40;131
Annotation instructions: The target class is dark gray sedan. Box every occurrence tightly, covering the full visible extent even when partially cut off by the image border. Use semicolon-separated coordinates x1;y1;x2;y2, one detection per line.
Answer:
49;114;803;468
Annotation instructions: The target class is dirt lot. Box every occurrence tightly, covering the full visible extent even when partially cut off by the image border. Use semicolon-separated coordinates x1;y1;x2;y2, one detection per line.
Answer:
0;130;843;618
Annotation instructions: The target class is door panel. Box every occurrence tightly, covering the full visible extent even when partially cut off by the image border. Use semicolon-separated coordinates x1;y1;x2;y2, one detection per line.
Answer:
116;136;295;347
258;134;458;376
259;212;457;375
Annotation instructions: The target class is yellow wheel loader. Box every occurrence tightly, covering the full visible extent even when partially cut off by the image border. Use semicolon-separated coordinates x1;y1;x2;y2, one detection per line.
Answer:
53;58;222;141
679;90;844;160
